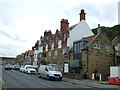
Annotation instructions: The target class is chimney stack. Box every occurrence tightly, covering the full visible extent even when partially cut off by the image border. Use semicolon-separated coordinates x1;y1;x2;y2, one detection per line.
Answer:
32;46;34;50
97;24;101;34
79;9;86;21
60;19;69;33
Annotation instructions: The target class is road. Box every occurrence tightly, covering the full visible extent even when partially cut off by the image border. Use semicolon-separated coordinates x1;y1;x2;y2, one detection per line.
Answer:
1;65;96;89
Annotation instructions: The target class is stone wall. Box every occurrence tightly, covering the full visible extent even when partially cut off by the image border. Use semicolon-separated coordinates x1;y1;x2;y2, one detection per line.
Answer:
81;32;114;79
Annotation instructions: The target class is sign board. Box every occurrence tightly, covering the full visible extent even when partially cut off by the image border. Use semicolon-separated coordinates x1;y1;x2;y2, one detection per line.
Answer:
64;63;69;73
110;66;120;78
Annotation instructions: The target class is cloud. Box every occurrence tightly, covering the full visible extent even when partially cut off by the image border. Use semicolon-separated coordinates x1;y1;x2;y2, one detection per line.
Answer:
0;45;25;57
0;0;119;57
0;29;26;42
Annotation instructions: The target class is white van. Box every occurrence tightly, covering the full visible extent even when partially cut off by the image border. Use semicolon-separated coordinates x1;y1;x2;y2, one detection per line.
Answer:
38;65;62;81
24;65;36;74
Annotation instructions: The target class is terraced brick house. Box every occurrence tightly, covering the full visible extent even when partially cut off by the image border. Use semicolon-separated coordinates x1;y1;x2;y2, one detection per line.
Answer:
33;9;94;72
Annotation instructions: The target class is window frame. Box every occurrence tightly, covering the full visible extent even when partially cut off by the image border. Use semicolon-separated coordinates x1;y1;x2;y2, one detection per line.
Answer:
62;48;66;55
104;45;109;51
54;50;58;56
48;51;51;56
94;44;100;49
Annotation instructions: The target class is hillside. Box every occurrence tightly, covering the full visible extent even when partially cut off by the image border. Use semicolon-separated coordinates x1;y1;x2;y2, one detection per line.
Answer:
92;25;120;41
2;57;16;61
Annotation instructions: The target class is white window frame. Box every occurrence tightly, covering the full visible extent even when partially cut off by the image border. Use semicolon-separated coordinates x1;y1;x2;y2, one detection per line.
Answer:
64;34;67;41
105;45;109;51
51;42;54;50
94;44;100;49
62;48;66;55
46;44;48;51
54;50;58;56
48;51;51;56
58;40;62;48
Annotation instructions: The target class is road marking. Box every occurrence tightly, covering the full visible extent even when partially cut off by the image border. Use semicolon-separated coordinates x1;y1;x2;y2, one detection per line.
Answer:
40;82;53;88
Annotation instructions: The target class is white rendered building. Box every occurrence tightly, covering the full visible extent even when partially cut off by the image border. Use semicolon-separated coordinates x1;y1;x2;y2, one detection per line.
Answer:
67;9;94;48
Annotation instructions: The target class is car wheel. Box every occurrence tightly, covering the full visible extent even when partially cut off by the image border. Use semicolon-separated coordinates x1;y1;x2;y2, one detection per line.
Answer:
46;75;50;80
38;73;41;78
58;78;62;81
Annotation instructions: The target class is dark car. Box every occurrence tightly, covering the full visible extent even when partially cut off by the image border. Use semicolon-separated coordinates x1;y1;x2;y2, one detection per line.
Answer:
4;64;12;70
14;64;20;70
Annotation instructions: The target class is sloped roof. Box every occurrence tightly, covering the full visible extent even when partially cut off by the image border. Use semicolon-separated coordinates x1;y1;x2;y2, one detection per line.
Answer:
28;50;34;56
112;36;120;45
82;35;97;49
83;35;96;41
68;20;94;47
68;24;78;31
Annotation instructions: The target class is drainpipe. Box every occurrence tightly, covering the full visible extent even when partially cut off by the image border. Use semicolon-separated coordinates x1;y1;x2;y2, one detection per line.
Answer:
113;45;116;65
86;47;89;72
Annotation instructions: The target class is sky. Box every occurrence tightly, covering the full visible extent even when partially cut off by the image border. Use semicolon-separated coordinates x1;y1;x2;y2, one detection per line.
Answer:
0;0;120;58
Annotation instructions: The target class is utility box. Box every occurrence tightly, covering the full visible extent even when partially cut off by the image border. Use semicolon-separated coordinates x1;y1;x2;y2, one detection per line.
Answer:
110;66;120;78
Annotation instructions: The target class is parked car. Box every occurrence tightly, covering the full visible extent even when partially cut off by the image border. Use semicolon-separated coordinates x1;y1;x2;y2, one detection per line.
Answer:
19;66;25;72
11;65;15;69
24;65;36;74
13;64;20;70
38;65;62;81
4;64;12;70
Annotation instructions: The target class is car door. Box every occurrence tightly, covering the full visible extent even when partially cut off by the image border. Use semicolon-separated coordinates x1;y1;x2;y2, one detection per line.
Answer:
39;66;44;78
44;67;48;78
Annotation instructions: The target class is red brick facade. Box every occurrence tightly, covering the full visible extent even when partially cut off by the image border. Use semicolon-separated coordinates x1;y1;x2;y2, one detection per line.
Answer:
40;19;69;51
60;19;69;48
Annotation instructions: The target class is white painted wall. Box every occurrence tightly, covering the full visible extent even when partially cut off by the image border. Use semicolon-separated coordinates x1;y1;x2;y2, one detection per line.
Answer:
67;20;94;48
118;1;120;24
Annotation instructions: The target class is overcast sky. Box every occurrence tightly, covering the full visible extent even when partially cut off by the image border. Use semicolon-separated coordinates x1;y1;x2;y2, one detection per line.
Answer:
0;0;119;58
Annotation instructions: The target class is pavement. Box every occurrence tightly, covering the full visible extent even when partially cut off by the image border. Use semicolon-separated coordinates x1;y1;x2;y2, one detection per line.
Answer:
0;77;2;90
63;77;120;89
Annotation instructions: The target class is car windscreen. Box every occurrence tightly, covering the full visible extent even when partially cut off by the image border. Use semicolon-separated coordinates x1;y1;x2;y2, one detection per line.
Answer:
6;64;12;67
48;66;58;71
27;66;34;69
